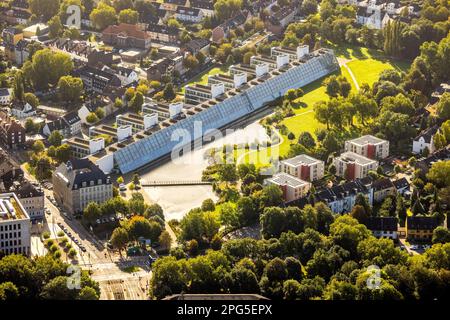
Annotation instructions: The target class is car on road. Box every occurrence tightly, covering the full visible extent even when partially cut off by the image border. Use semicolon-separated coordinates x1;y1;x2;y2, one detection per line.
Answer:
119;183;127;191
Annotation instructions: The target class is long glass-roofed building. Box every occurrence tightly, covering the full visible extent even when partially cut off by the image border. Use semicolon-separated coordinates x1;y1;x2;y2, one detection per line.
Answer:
112;48;339;173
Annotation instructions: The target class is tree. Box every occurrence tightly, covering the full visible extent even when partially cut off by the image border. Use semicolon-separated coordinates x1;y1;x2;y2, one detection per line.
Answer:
40;276;78;299
220;203;240;229
129;91;144;113
24;49;73;90
201;199;215;212
329;215;371;257
163;83;176;101
48;16;63;38
236;196;257;226
183;54;199;70
55;144;71;163
427;161;450;188
57;76;83;103
432;226;450;244
29;0;61;22
118;9;139;24
84;202;101;224
0;282;19;300
436;93;450;120
90;2;117;30
110;227;129;253
77;286;99;300
350;94;378;125
24;93;39;108
86;112;99;124
33;140;45;153
298;132;316;149
13;71;25;101
35;156;52;180
323;279;358;300
95;108;105;119
229;267;260;294
301;0;318;16
159;230;172;251
48;130;63;147
128;216;162;243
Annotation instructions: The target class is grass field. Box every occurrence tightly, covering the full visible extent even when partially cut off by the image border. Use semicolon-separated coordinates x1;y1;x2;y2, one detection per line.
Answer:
236;44;412;167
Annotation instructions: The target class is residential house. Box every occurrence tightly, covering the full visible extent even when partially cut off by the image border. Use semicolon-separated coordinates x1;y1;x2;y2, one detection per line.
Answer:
190;0;215;17
279;154;325;181
42;112;81;137
392;177;410;195
1;8;31;25
52;159;113;214
365;216;398;240
14;39;30;66
333;151;379;180
265;172;311;202
176;6;204;23
0;88;12;105
345;135;389;159
9;181;45;222
412;125;439;155
0;112;25;149
406;216;439;242
74;65;122;94
0;150;24;191
314;178;374;214
184;38;210;56
10;101;36;119
102;23;152;50
372;178;396;203
1;27;23;62
415;147;450;174
265;4;299;35
146;24;181;43
212;11;249;43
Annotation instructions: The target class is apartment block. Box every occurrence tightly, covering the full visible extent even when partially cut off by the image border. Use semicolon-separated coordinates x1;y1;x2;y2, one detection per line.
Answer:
184;83;225;105
65;137;105;158
0;192;31;256
270;45;310;62
52;159;113;214
279;154;324;181
344;135;389;159
265;172;311;202
116;113;158;134
333;151;378;180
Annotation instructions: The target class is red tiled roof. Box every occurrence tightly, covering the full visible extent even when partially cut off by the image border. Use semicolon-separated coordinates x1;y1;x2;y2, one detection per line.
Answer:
102;23;151;40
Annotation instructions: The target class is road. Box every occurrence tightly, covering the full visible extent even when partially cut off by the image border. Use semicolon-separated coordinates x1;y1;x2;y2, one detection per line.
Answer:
18;159;154;300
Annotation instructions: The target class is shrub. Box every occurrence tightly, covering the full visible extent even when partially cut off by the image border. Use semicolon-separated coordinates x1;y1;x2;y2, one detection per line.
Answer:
43;232;50;239
57;231;64;237
50;244;58;252
68;248;77;258
54;250;61;258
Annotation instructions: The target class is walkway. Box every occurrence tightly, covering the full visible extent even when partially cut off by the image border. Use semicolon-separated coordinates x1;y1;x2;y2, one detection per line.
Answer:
338;57;360;91
141;180;212;186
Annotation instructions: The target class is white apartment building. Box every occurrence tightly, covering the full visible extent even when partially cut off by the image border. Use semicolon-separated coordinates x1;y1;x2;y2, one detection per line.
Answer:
0;192;31;256
333;151;378;180
184;83;225;105
265;172;311;202
345;135;389;159
279;154;324;181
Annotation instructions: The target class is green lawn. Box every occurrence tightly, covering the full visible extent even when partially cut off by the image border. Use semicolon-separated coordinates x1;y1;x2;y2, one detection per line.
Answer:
236;45;412;167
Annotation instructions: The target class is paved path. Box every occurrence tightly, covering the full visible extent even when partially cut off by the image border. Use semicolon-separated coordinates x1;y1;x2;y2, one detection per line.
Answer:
337;57;360;90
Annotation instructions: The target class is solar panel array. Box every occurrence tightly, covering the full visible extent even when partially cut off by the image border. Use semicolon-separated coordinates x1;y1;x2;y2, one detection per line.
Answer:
114;49;339;173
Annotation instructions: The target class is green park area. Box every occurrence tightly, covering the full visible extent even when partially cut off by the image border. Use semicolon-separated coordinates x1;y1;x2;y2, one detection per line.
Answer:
237;45;411;167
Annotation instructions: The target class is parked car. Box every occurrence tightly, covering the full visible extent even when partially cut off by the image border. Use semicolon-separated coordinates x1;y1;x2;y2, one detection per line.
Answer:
119;184;127;191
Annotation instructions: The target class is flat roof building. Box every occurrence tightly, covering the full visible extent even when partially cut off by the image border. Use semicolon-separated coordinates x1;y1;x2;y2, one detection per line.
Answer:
333;151;378;180
0;192;31;256
279;154;325;182
345;135;389;159
112;48;339;173
265;172;311;202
